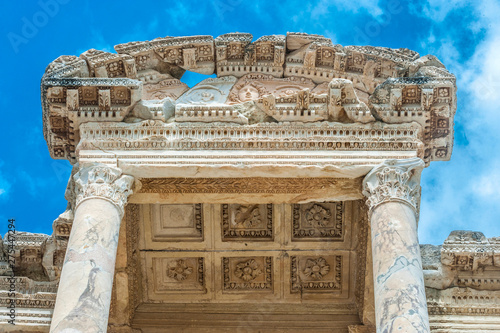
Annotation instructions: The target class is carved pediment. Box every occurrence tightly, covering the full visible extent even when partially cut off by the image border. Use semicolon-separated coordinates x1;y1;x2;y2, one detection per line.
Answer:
41;32;456;165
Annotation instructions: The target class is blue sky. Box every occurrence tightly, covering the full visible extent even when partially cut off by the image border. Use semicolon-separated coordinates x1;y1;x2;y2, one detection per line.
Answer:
0;0;499;244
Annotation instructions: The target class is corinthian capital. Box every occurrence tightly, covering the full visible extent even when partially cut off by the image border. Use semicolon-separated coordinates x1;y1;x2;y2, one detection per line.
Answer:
362;158;425;213
73;164;134;214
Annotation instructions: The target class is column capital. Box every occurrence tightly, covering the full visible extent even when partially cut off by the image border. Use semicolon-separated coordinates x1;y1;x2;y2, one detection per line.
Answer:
362;157;424;213
73;163;134;214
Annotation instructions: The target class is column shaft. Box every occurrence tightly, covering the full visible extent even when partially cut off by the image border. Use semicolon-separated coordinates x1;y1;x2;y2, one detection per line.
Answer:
370;202;429;332
363;158;430;333
51;199;122;332
50;164;133;333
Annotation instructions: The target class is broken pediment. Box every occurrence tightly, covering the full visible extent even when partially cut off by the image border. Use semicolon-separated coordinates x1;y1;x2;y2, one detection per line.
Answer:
42;32;456;165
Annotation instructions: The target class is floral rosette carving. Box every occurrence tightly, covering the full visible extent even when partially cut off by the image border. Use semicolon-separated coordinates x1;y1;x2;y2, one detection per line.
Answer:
303;257;330;280
234;259;262;282
167;259;193;281
305;204;332;228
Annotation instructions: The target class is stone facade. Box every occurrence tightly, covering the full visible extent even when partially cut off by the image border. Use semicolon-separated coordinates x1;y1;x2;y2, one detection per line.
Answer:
0;32;497;332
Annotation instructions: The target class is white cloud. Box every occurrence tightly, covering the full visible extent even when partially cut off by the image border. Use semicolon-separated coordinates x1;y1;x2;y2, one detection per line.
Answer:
417;0;500;243
420;0;469;21
472;171;500;201
0;162;12;200
310;0;383;19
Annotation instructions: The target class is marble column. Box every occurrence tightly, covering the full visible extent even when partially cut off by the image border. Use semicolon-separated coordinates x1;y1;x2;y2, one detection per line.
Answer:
362;158;430;333
50;164;134;333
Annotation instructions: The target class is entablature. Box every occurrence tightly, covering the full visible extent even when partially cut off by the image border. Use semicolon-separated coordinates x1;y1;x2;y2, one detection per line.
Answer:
41;32;456;167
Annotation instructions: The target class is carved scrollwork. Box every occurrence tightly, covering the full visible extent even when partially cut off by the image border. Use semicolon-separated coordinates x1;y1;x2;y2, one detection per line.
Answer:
73;164;134;214
362;158;424;213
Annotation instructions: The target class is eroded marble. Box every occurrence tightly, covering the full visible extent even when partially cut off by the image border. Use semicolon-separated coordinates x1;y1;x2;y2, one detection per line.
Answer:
370;202;430;333
50;165;134;333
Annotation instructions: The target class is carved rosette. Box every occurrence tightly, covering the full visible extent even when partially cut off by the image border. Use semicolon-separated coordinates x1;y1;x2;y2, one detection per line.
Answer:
73;164;134;214
362;158;424;213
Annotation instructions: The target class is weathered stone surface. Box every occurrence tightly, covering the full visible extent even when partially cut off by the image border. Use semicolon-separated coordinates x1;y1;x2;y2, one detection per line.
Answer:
41;32;455;165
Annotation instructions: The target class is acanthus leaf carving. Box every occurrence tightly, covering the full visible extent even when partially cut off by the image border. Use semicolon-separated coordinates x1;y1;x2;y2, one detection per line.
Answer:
362;157;424;213
73;164;134;214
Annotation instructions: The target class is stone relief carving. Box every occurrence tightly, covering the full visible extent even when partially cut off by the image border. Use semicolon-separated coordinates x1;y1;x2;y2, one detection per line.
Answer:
234;259;263;282
125;204;141;323
152;257;205;293
140;177;353;194
291;255;343;293
303;257;330;280
142;78;189;101
227;74;315;104
78;121;422;155
223;257;272;292
35;30;491;332
292;202;344;240
305;204;332;228
0;226;70;327
423;231;500;291
175;76;247;123
420;230;500;327
167;259;194;281
222;204;273;240
177;76;237;105
234;205;262;227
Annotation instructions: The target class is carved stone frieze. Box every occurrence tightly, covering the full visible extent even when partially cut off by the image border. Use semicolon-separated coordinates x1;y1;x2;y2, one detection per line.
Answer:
142;78;189;100
222;204;273;240
362;157;424;213
423;231;500;291
167;259;194;281
227;74;316;104
426;287;500;316
140;177;351;194
150;35;215;75
80;49;137;78
292;202;344;241
73;164;134;214
77;120;423;155
215;33;285;77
